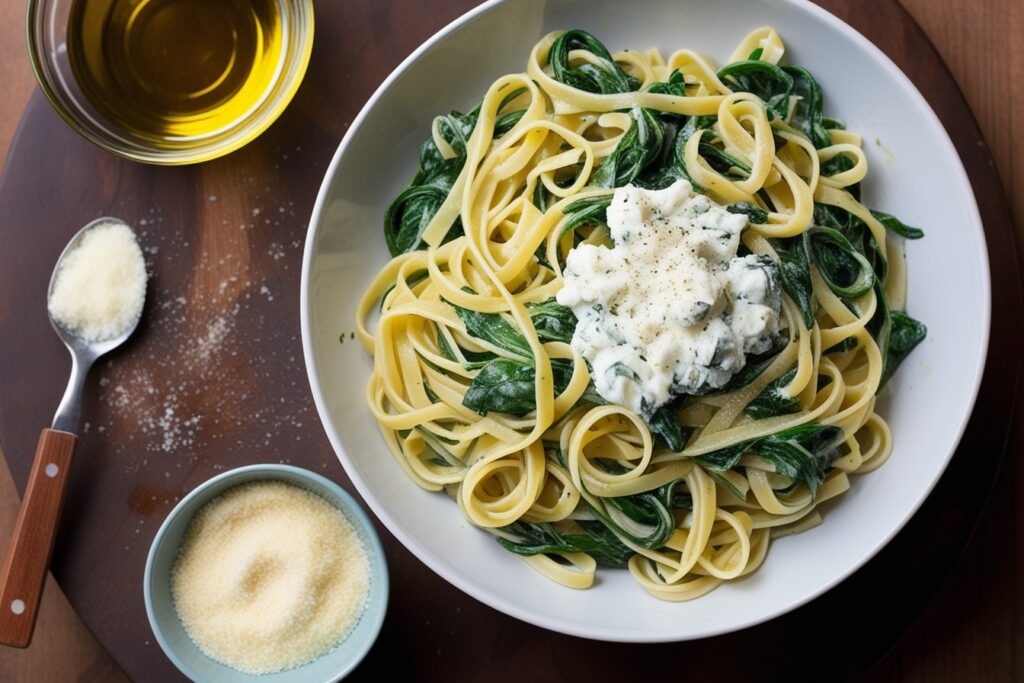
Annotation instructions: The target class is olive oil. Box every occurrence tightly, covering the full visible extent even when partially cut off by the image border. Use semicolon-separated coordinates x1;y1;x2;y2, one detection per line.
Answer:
67;0;284;142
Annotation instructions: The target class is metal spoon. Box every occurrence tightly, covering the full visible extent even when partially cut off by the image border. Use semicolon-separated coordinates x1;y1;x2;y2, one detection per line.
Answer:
0;217;145;648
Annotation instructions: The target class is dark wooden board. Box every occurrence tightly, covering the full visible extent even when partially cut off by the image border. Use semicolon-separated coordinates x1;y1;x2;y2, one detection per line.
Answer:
0;0;1019;681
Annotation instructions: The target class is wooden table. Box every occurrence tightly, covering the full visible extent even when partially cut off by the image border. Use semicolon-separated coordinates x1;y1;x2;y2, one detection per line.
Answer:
0;1;1021;681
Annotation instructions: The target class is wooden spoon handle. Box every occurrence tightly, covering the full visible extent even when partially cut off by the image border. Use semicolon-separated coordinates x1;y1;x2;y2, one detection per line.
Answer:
0;429;77;648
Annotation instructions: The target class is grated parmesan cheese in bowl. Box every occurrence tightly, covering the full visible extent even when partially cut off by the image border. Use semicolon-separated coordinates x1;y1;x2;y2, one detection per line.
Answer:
171;481;370;674
145;465;389;682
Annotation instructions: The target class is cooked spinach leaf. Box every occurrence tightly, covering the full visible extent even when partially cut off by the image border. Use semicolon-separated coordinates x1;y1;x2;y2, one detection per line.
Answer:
633;114;694;190
826;336;858;353
549;30;639;94
867;280;893;375
745;368;801;419
494;109;525;137
696;423;842;498
419;111;476;183
463;358;573;416
455;299;578;353
755;439;832;498
775;233;816;328
385;178;458;257
813;201;888;282
526;298;578;344
634;113;716;191
867;282;927;390
783;66;831;148
727;202;769;224
593;106;665;188
608;362;641;382
871;210;925;240
384;110;477;256
678;114;718;142
561;195;612;236
716;337;789;394
378;268;429;312
717;59;794;120
533;184;554;214
578;380;609;407
820;149;856;177
658;115;718;192
595;478;682;548
699;140;753;178
647;398;692;452
436;326;496;370
647;68;686;97
881;311;927;387
462;359;536;415
495;475;685;565
383;91;531;257
495;520;634;567
455;306;532;359
808;226;875;298
452;297;583;414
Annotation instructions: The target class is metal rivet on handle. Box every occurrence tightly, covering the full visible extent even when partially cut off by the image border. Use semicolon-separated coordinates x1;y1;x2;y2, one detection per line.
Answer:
10;599;25;615
45;463;59;478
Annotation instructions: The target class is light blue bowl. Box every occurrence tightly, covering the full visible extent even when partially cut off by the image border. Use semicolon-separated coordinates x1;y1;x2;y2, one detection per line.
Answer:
144;464;389;683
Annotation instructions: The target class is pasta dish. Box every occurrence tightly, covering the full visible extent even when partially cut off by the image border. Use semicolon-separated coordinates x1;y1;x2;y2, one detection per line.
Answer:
356;28;927;601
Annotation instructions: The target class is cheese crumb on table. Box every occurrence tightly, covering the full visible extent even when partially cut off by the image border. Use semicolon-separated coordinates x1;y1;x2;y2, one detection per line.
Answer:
171;480;371;675
48;221;147;341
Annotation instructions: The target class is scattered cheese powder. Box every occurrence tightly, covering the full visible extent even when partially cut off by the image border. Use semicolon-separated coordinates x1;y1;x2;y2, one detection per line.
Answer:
48;221;147;341
170;481;370;674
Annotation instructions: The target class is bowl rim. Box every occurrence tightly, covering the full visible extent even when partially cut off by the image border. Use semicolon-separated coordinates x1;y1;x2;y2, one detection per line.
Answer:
142;463;390;682
299;0;991;642
24;0;316;166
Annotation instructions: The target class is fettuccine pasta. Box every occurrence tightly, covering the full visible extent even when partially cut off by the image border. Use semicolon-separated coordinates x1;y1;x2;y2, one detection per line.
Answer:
357;28;927;600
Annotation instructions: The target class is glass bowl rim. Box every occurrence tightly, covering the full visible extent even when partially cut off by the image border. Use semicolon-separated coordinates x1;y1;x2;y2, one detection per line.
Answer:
25;0;315;166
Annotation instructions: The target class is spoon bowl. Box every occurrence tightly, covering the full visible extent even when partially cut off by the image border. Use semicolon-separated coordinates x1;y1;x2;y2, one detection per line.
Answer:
46;217;145;431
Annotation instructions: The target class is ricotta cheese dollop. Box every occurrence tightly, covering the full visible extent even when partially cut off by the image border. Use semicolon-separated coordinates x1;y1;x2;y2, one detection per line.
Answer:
556;179;783;417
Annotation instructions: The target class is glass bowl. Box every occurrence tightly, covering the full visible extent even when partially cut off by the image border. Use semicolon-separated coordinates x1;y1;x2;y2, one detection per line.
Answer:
26;0;314;165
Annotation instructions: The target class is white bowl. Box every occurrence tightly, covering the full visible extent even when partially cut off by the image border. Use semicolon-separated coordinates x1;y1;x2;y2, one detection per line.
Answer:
301;0;989;642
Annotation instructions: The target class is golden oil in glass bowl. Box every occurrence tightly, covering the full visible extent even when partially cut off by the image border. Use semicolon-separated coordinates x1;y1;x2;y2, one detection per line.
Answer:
66;0;291;146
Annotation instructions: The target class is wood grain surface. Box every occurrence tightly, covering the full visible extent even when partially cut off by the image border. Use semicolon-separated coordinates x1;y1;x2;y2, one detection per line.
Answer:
0;0;1021;681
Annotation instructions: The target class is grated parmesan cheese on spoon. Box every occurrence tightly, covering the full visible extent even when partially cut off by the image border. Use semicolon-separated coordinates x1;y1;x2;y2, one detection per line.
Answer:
48;221;147;341
171;480;370;675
